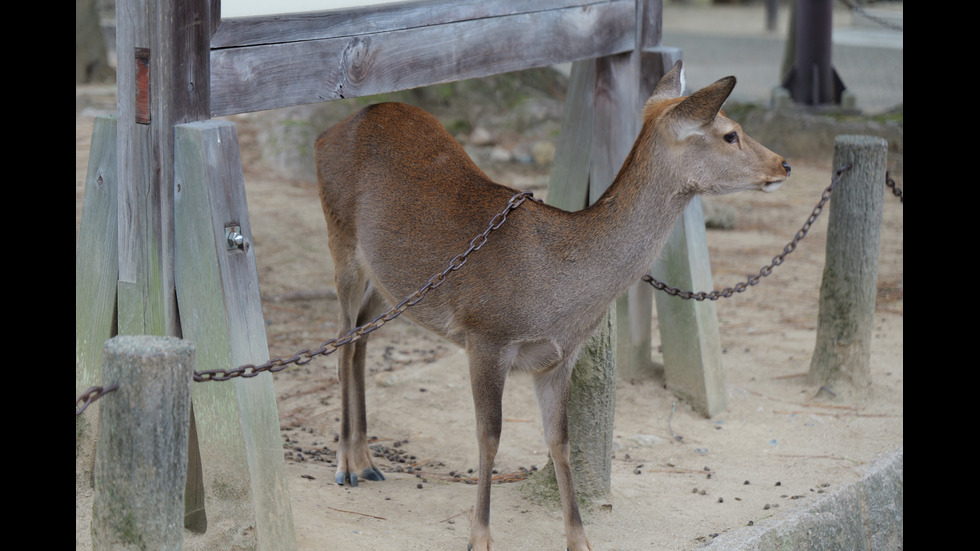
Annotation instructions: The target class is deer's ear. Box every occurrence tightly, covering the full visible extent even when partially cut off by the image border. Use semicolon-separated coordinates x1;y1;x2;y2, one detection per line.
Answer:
658;76;736;140
647;60;685;104
669;76;736;129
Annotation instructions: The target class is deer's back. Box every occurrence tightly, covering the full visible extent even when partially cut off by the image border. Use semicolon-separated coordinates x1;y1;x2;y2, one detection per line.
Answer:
315;102;515;226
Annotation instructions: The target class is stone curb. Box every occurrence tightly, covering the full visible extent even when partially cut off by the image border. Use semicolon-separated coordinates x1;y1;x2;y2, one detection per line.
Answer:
702;447;903;550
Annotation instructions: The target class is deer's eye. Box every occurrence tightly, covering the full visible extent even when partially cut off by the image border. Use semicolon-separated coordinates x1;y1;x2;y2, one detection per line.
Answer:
724;131;739;144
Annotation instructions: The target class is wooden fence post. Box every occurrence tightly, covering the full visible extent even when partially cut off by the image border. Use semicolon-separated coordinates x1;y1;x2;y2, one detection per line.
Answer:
650;195;727;416
76;114;119;486
91;335;195;551
809;135;887;391
173;120;297;550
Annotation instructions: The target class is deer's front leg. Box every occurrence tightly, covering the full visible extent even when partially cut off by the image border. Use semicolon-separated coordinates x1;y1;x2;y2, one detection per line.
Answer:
466;350;507;551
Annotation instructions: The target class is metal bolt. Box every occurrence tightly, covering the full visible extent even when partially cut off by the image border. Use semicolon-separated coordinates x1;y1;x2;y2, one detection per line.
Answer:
225;226;245;251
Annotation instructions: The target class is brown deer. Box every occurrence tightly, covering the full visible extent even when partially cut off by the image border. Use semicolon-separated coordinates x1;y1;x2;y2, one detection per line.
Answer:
314;61;790;551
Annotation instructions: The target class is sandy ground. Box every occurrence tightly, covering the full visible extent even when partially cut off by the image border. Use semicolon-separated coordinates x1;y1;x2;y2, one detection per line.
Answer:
76;74;903;550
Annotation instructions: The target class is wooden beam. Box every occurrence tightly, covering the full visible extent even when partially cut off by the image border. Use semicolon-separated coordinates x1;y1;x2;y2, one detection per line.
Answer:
212;0;612;48
209;0;634;116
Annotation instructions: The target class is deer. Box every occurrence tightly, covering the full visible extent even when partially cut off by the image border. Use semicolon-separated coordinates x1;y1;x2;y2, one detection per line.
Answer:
314;60;790;551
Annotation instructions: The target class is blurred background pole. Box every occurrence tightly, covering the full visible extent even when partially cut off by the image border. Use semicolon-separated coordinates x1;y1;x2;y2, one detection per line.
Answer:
782;0;845;105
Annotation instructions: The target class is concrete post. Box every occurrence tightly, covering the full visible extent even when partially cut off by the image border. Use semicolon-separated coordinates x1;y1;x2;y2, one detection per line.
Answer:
91;336;195;550
809;135;887;391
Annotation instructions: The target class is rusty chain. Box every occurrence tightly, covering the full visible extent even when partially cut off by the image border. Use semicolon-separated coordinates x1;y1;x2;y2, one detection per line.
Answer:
76;384;118;416
77;165;903;410
886;173;903;203
643;164;901;300
642;163;852;300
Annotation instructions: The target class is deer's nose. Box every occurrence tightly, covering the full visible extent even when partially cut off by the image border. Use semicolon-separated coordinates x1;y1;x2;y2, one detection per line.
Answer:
782;161;791;177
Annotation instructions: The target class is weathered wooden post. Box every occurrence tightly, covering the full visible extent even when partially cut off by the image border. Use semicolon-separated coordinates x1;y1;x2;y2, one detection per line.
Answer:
650;194;727;417
174;120;297;550
809;135;887;391
91;336;195;550
616;0;727;420
76;115;119;484
643;46;727;417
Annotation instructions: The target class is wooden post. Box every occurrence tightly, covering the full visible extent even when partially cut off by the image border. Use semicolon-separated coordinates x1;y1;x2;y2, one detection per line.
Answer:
174;120;297;550
91;335;195;551
76;115;119;484
566;306;617;499
544;0;721;495
809;135;887;391
114;0;211;337
574;50;640;499
545;47;639;498
650;196;727;417
633;1;727;418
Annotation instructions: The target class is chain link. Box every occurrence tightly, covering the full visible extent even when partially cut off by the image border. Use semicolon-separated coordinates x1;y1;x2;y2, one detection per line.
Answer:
192;191;536;383
76;384;119;416
642;163;855;300
886;173;903;203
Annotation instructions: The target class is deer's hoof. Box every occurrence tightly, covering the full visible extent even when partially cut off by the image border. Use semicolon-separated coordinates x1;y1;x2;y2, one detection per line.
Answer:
360;467;386;482
336;468;385;487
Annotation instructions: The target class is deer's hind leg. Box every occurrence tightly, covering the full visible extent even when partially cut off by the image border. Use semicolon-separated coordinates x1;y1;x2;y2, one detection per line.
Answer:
534;359;593;551
333;264;388;486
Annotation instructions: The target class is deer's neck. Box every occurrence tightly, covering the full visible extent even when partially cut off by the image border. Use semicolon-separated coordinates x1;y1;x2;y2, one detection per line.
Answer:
569;139;693;298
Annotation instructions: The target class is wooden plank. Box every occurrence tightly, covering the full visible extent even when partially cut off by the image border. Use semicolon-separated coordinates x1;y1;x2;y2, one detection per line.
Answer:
547;60;594;212
590;53;639;203
174;120;296;551
76;114;119;490
637;0;664;51
569;52;639;499
650;195;727;417
591;53;650;386
76;114;119;395
618;46;681;381
209;0;634;115
628;44;727;417
212;0;606;48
